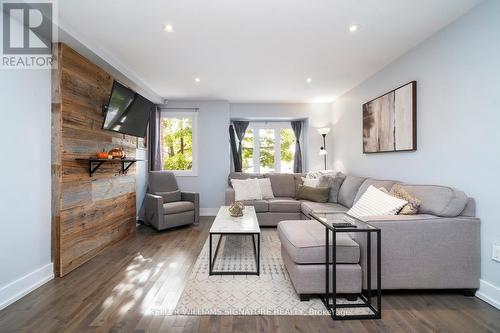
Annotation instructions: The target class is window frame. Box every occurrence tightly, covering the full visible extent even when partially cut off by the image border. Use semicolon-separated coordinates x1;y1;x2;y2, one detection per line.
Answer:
160;111;198;177
244;122;302;173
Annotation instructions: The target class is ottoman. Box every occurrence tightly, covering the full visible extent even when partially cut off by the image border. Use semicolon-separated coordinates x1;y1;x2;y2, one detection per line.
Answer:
278;220;362;300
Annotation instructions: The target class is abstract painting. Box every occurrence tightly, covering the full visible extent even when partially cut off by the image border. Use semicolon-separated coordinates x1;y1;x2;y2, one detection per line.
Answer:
363;81;417;153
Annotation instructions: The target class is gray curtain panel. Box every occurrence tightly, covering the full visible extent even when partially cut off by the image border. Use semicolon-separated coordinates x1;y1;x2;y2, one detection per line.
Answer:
291;121;303;173
149;106;162;171
229;125;241;172
233;121;250;172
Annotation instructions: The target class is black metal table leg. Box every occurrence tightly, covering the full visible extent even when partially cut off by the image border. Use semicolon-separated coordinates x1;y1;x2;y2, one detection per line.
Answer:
209;232;260;276
367;232;372;305
332;228;337;315
209;233;213;275
377;230;382;318
257;234;260;275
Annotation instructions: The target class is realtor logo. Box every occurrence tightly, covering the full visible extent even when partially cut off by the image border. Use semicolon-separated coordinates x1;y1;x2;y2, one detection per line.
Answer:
1;0;57;69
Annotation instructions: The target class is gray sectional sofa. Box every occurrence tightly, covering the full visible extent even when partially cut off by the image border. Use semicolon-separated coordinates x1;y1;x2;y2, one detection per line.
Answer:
225;172;480;297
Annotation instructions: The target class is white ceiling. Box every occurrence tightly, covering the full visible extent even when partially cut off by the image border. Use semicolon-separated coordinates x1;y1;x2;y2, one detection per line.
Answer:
58;0;483;103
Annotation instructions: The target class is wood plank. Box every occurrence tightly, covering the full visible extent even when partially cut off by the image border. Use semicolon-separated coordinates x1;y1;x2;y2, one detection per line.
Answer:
61;193;136;235
52;43;138;276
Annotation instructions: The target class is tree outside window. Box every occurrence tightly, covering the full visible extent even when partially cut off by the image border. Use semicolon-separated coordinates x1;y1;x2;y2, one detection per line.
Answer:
160;112;198;176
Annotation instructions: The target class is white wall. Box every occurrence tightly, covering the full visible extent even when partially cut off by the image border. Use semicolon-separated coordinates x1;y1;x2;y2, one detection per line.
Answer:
135;148;148;218
163;101;231;213
331;0;500;308
0;68;52;309
230;103;334;172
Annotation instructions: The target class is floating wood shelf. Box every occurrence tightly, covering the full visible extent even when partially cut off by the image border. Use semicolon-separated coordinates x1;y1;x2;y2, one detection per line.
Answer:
76;158;143;177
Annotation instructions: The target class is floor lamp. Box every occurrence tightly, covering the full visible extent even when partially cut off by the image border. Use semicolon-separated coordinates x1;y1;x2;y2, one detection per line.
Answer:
318;127;330;170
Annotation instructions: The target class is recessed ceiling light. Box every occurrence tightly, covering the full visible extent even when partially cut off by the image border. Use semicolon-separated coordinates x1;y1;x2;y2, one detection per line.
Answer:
349;24;359;33
306;77;312;83
194;77;201;83
164;24;174;32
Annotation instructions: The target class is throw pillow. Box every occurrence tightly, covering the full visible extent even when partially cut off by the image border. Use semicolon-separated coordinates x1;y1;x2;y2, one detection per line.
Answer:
347;185;408;218
258;178;275;199
391;184;422;215
318;172;346;203
231;178;263;201
155;190;181;203
296;185;330;203
301;177;320;188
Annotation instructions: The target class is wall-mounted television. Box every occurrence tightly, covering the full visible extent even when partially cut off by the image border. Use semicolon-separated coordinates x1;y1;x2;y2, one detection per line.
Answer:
102;81;154;138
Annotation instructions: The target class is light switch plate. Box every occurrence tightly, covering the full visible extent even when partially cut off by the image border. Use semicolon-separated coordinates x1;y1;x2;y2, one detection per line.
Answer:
493;245;500;263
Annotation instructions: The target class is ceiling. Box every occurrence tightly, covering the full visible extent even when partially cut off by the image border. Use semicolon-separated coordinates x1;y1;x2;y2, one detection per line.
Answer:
58;0;483;103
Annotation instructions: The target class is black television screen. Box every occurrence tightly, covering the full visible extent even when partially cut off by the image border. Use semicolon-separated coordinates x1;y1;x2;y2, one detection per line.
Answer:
102;81;153;137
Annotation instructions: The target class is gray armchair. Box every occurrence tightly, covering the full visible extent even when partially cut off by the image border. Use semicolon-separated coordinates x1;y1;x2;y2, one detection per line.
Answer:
144;171;199;230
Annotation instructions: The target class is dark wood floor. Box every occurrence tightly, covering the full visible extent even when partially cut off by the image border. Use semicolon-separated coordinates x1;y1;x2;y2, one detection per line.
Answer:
1;216;499;333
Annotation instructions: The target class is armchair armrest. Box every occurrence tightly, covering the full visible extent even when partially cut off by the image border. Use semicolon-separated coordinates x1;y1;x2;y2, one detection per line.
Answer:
144;193;164;229
225;186;235;205
182;191;199;223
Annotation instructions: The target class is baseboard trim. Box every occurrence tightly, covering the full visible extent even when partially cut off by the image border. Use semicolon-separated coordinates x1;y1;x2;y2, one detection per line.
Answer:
200;208;219;216
0;263;54;311
476;279;500;310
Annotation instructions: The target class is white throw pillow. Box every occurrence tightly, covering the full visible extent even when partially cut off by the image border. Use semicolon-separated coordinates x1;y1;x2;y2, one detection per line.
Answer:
347;185;408;218
258;178;275;199
302;177;320;188
231;178;263;201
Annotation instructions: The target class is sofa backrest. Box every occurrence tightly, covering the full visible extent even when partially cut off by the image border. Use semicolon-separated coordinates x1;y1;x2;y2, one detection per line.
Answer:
148;171;179;193
395;184;469;217
338;175;367;208
227;172;264;185
266;173;297;197
461;198;476;217
227;172;304;197
353;178;399;204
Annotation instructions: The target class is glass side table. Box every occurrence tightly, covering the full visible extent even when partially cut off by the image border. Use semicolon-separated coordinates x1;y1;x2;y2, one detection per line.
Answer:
309;212;382;320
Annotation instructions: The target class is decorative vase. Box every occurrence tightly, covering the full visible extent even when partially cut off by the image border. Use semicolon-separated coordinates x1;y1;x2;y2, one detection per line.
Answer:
228;201;245;217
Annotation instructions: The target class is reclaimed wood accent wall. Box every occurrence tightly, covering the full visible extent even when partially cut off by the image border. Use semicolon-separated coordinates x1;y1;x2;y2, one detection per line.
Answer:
52;43;137;277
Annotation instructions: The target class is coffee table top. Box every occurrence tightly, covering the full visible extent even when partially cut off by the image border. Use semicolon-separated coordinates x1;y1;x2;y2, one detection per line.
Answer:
210;206;260;234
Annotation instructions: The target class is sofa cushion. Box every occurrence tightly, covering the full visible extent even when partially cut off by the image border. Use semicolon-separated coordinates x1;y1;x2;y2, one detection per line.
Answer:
338;175;367;208
397;184;469;217
318;172;346;203
278;220;360;264
241;200;269;212
300;201;348;216
268;198;301;213
163;201;194;215
155;190;181;203
266;173;296;197
296;185;329;203
347;185;408;217
231;178;263;201
353;178;399;204
258;178;275;199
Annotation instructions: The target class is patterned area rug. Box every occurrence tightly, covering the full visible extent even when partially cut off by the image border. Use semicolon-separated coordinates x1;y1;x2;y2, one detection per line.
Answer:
174;229;372;316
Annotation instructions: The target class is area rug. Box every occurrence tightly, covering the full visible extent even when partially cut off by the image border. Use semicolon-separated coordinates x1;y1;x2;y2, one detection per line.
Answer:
173;229;372;316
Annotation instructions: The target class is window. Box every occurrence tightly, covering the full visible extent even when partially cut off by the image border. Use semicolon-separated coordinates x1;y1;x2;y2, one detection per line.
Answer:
241;122;299;173
160;111;198;176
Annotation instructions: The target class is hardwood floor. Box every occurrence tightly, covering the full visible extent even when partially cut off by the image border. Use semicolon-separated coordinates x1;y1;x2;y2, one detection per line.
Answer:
1;216;499;333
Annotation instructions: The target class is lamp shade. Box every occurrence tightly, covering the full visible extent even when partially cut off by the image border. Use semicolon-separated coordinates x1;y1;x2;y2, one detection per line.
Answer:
317;127;330;135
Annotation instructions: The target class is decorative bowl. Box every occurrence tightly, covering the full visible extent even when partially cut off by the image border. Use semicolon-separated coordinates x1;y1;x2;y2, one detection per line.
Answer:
228;201;245;217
